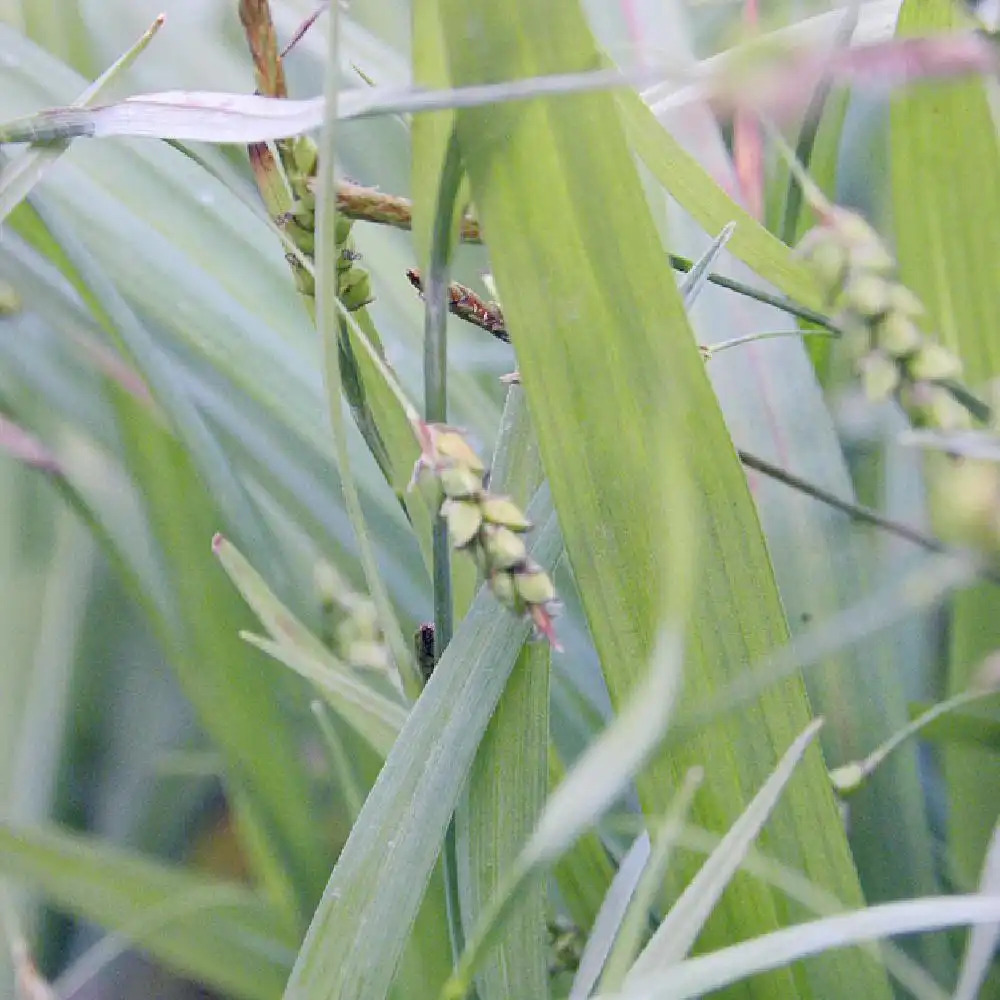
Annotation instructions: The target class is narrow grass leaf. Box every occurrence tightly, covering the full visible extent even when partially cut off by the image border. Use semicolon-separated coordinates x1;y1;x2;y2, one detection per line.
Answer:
454;383;551;1000
607;897;1000;1000
110;390;331;924
627;720;824;980
600;770;705;992
954;820;1000;1000
438;4;889;999
570;835;650;1000
616;88;823;308
890;0;1000;888
0;13;164;225
10;190;330;920
241;633;406;758
0;67;658;146
549;747;617;932
20;192;287;584
313;2;418;697
679;223;735;305
442;618;686;1000
456;643;551;1000
213;534;346;664
282;489;562;1000
525;628;684;868
0;823;296;1000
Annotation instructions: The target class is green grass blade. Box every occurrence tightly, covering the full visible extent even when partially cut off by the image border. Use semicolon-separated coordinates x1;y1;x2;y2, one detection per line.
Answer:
627;721;824;978
571;835;651;1000
0;823;296;1000
20;191;288;584
110;390;331;924
456;644;551;1000
890;0;1000;892
282;488;562;1000
613;897;1000;1000
599;770;704;992
438;3;890;999
954;819;1000;1000
443;620;689;1000
644;17;943;957
454;384;551;1000
616;89;823;308
548;746;616;932
313;0;418;698
240;632;406;757
0;13;164;225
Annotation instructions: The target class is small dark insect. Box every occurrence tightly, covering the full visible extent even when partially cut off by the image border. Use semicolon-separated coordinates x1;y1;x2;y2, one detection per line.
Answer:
414;622;437;683
406;268;509;343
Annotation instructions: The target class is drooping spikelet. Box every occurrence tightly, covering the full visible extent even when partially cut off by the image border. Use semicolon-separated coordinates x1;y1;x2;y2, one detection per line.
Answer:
797;207;1000;555
410;421;560;648
797;206;970;432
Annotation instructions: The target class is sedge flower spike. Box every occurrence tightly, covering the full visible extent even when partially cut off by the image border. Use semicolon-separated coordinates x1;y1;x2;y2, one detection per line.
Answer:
411;421;561;649
796;207;970;432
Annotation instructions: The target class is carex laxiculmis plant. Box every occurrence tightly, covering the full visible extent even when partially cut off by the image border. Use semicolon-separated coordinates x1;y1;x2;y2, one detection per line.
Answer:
1;0;1000;999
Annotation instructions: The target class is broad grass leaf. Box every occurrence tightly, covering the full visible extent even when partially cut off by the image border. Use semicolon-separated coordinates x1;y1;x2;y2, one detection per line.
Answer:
0;822;296;1000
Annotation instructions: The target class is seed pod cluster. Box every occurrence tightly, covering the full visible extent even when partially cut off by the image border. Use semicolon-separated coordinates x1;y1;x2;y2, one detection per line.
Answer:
411;421;560;648
797;207;969;432
798;205;1000;555
315;560;392;676
279;135;372;311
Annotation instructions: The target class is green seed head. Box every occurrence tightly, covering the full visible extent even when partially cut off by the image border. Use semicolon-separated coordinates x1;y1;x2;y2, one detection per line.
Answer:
930;457;1000;553
877;311;923;358
339;267;373;312
291;136;319;177
887;284;925;320
292;198;315;228
489;569;517;607
434;430;486;474
859;351;900;402
925;386;974;432
443;499;483;548
439;465;484;499
289;257;316;298
283;219;315;256
831;210;895;273
335;214;354;246
480;496;532;532
514;565;557;606
907;343;962;383
482;524;528;570
796;229;849;292
844;273;892;320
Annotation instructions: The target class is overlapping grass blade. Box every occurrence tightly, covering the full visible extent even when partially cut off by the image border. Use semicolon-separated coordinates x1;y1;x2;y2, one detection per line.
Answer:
441;618;689;1000
890;0;1000;891
598;771;704;992
454;385;551;1000
436;3;890;998
616;89;823;308
0;823;296;1000
109;387;331;923
954;820;1000;1000
652;75;944;971
626;721;823;980
609;896;1000;1000
0;13;164;225
282;486;562;1000
0;69;656;146
570;835;651;1000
